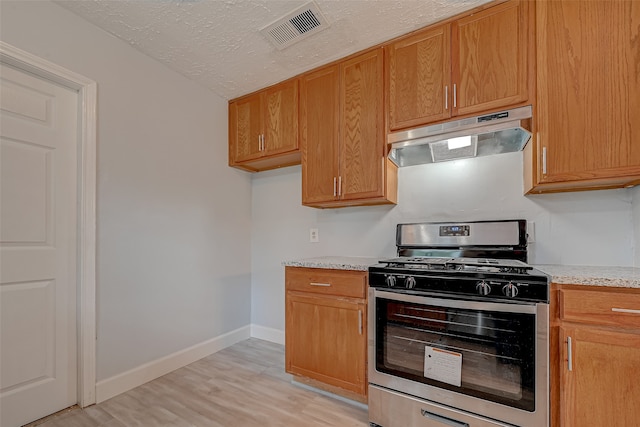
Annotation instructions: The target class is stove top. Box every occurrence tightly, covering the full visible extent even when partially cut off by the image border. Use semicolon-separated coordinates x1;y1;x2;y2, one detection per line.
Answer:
369;256;549;303
379;256;533;274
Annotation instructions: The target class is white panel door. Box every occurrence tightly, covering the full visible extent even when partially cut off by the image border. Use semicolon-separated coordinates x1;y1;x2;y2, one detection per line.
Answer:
0;64;79;427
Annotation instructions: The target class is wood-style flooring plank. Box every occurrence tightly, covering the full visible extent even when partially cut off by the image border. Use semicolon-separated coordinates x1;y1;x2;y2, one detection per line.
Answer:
25;338;369;427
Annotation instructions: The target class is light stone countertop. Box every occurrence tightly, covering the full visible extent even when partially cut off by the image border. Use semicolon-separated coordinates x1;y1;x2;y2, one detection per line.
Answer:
282;256;381;271
533;265;640;289
282;256;640;289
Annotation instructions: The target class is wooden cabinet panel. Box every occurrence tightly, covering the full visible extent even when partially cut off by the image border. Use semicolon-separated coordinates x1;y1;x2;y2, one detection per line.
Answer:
286;292;367;396
552;284;640;427
228;79;300;172
285;268;366;298
386;0;531;132
559;288;640;328
559;326;640;427
300;65;340;205
528;0;640;192
231;94;262;163
285;267;368;400
452;0;529;117
340;49;385;201
263;80;298;156
387;25;451;130
301;48;397;208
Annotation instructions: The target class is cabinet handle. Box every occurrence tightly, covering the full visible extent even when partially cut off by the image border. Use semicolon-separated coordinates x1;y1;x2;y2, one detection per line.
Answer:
567;336;573;372
358;309;363;335
612;307;640;315
338;176;342;197
444;86;449;110
258;135;262;151
542;147;547;174
453;84;457;109
309;282;331;287
333;177;337;197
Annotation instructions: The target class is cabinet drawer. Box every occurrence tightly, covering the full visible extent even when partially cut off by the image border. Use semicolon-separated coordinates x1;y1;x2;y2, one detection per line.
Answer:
559;288;640;329
285;267;367;298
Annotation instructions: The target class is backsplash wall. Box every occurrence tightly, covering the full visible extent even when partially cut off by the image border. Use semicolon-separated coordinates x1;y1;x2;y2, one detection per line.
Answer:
251;152;636;336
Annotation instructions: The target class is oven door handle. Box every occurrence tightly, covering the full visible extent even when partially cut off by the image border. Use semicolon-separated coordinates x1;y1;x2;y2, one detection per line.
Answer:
372;289;539;314
420;409;469;427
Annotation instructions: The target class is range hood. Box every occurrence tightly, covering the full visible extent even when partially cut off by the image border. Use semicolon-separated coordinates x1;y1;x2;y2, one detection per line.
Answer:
388;105;532;167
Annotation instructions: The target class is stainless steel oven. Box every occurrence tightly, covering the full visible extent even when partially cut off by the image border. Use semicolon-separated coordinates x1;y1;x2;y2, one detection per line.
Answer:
367;220;549;427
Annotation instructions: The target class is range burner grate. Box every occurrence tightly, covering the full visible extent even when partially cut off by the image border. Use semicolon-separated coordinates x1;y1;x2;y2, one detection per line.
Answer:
379;257;533;275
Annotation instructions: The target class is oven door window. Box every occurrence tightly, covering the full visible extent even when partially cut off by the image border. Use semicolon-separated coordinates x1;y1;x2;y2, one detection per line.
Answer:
376;297;536;411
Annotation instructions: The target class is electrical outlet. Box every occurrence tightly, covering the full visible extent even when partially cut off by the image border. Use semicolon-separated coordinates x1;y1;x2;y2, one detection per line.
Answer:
526;221;535;243
309;228;319;243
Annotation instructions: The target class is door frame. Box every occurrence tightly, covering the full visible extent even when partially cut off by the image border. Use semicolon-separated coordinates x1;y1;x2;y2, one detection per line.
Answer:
0;41;97;407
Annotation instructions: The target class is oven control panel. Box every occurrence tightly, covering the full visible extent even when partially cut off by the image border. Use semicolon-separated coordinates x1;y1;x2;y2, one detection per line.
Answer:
439;225;470;236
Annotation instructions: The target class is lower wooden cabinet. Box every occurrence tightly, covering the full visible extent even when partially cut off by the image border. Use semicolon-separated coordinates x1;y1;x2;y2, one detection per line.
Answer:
551;284;640;427
285;267;367;402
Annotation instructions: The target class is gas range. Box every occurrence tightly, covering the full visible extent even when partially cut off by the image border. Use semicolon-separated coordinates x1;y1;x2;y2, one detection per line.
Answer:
368;220;550;303
369;256;549;303
368;220;551;427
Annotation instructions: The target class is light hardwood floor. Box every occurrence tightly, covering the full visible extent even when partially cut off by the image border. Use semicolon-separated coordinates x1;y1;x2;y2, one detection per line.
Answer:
26;339;369;427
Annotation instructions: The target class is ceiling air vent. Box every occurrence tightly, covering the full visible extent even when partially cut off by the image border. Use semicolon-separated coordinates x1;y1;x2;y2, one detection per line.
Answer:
260;1;329;50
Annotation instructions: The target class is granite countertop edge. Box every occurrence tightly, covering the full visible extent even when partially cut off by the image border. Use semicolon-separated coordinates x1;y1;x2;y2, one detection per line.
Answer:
282;257;640;289
533;264;640;289
282;256;380;271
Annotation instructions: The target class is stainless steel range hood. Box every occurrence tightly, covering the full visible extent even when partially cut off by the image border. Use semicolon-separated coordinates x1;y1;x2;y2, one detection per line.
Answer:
388;105;532;167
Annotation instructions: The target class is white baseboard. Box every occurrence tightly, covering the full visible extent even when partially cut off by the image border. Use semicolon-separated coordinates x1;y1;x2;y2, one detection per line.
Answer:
95;325;251;403
250;324;284;345
291;379;368;410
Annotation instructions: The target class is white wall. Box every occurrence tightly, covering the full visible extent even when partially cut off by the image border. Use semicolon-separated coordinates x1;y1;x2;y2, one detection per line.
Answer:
251;152;636;333
1;1;252;381
633;186;640;267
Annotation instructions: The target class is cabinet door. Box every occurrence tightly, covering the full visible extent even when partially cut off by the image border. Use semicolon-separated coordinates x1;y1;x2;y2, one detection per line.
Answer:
230;93;263;163
453;0;530;117
263;79;298;156
340;49;386;202
286;292;367;396
535;0;640;188
301;65;340;205
559;326;640;427
387;25;451;130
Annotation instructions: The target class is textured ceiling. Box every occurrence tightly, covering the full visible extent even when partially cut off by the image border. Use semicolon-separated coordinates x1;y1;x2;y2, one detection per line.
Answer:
55;0;492;100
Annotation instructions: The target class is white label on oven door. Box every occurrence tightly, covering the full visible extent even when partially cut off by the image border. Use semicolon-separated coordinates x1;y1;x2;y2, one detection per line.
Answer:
424;346;462;387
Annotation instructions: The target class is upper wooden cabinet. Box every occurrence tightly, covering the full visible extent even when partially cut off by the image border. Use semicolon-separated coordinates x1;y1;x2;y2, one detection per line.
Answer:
301;48;397;208
387;25;451;130
386;0;532;132
228;79;300;172
526;0;640;193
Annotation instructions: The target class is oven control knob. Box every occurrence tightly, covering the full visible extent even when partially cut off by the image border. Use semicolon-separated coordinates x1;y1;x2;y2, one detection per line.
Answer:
385;275;397;288
502;282;519;298
476;281;491;296
405;276;416;289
